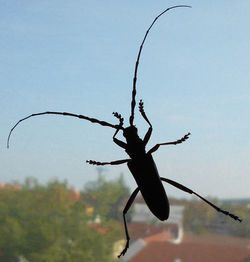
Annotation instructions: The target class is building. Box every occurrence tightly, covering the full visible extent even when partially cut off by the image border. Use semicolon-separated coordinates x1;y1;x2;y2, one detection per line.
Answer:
130;196;185;244
122;233;250;262
120;196;250;261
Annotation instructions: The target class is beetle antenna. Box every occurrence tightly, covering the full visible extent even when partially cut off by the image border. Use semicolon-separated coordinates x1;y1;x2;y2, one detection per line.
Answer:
7;111;121;148
129;5;191;126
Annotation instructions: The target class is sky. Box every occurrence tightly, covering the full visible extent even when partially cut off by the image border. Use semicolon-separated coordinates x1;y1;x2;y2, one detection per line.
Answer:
1;0;250;199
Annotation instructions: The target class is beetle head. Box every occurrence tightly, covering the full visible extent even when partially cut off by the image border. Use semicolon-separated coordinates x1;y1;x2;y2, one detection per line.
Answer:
123;125;138;140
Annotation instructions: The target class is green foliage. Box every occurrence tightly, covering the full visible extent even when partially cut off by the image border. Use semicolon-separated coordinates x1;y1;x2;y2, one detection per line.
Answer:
220;203;250;238
0;176;129;261
183;198;217;235
183;198;250;238
84;173;130;221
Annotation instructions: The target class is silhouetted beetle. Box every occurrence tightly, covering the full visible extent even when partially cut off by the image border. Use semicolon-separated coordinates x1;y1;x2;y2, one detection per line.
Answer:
7;6;242;258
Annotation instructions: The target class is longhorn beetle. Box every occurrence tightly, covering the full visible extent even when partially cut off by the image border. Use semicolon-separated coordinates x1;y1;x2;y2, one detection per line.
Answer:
7;5;242;258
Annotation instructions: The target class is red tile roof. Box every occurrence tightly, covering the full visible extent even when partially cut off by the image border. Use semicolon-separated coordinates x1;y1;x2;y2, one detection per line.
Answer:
128;222;178;240
144;231;174;243
129;234;250;262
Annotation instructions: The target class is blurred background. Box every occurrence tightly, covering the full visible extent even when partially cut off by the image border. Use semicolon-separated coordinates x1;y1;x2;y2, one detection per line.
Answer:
1;0;249;261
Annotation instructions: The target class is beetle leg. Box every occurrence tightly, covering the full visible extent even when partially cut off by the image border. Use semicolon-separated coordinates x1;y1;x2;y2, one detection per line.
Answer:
112;126;127;150
139;100;152;127
86;159;130;166
147;132;191;154
160;177;242;222
112;112;124;138
118;187;140;258
143;126;153;146
113;112;124;127
113;136;127;149
139;100;153;145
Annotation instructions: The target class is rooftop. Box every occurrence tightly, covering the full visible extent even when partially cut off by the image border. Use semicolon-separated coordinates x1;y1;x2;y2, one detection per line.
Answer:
126;234;250;262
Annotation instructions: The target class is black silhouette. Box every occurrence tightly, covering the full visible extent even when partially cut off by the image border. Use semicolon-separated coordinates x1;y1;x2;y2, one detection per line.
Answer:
7;5;242;258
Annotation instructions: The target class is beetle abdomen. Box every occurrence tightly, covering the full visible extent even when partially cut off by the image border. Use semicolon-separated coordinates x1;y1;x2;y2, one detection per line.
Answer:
141;180;169;221
128;154;169;221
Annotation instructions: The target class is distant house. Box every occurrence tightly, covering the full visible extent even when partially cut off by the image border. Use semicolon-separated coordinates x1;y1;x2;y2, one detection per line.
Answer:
120;196;250;261
130;198;185;244
0;182;21;190
131;202;185;225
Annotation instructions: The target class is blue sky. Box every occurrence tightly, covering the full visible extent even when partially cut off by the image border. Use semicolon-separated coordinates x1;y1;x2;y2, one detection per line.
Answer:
1;0;249;199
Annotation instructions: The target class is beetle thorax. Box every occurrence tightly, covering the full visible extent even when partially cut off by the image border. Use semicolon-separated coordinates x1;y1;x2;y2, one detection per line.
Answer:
123;126;145;158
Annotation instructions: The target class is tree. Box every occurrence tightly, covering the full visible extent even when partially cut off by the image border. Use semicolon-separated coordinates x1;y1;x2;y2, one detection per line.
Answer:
183;198;217;235
83;173;130;221
0;178;122;262
220;203;250;238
